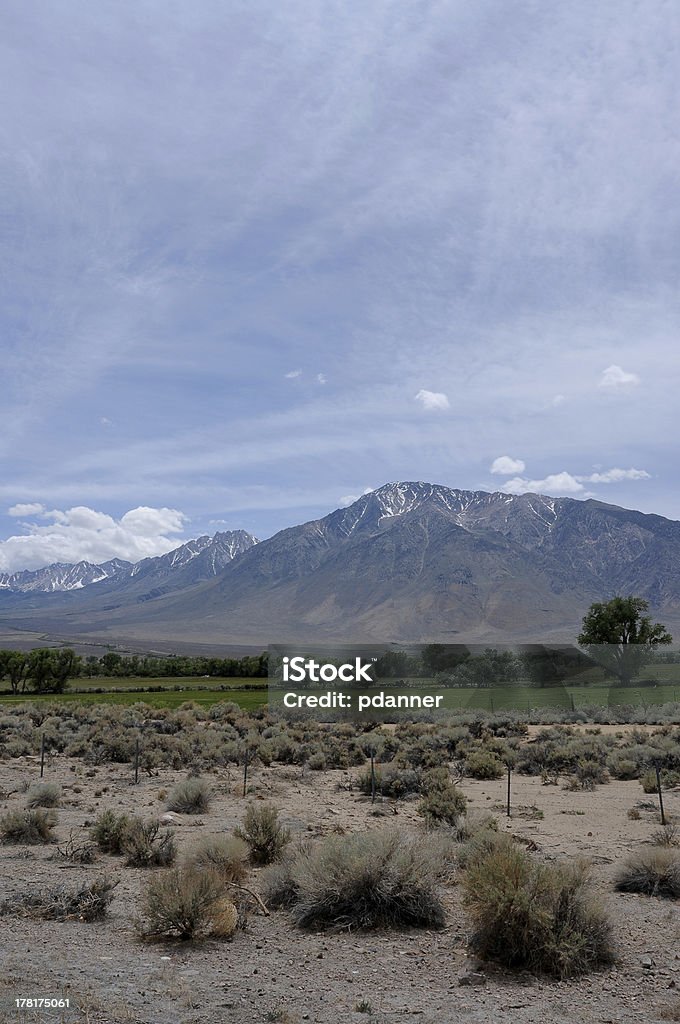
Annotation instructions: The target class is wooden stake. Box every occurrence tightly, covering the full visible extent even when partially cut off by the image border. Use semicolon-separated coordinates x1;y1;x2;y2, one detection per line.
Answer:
40;732;46;778
656;765;666;826
370;750;376;804
134;736;140;785
506;764;512;818
243;747;249;797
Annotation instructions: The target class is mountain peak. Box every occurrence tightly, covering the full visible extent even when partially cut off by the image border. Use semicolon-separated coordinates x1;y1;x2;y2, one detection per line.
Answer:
346;480;538;523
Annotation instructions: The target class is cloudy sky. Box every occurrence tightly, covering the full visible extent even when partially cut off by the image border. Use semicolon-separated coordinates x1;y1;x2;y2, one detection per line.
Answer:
1;1;679;571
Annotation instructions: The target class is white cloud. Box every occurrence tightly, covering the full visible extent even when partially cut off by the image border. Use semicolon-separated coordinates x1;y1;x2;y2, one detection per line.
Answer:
580;467;650;484
8;502;45;517
490;455;526;475
339;487;374;507
0;505;187;572
284;369;302;379
598;365;640;390
414;389;450;411
500;465;651;496
119;506;186;537
317;373;327;384
551;394;565;406
501;471;585;496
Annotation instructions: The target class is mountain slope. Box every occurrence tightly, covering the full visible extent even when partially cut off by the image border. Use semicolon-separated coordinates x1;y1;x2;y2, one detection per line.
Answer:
2;482;678;646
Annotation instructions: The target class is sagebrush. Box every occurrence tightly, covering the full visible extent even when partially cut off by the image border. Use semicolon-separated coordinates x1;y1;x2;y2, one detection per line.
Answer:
463;839;615;977
25;783;61;808
138;866;238;940
0;808;57;844
167;777;211;814
615;849;680;898
186;835;249;882
236;804;291;865
273;829;446;931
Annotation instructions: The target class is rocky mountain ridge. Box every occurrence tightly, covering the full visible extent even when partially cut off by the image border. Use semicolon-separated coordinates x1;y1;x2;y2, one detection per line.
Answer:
0;530;258;595
1;483;678;646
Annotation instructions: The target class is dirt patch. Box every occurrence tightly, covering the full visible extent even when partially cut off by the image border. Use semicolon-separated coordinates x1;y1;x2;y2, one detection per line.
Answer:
0;754;679;1024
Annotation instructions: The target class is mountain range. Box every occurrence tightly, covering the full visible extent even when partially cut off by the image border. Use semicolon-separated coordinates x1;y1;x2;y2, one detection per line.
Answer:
0;530;257;597
0;558;132;593
1;482;679;648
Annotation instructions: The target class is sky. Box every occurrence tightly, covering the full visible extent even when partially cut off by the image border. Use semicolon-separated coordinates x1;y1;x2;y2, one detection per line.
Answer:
1;0;679;571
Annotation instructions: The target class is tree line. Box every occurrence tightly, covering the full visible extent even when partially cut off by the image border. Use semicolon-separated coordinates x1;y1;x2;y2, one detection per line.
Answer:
376;646;595;688
377;596;676;688
0;596;675;695
0;649;269;694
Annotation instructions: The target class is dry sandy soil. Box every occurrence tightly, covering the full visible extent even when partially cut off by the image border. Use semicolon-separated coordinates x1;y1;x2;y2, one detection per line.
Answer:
0;746;679;1024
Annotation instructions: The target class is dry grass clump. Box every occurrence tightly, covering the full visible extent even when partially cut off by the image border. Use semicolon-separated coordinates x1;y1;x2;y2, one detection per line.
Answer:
358;766;421;799
463;842;615;978
563;760;609;792
90;809;134;853
615;848;680;898
25;782;61;808
455;822;506;869
652;823;679;847
418;768;467;828
90;810;176;866
122;820;177;868
465;750;505;780
236;804;291;865
261;857;301;911
454;809;498;843
270;829;445;931
138;866;238;940
185;835;249;883
1;878;116;922
641;768;680;794
166;777;211;814
0;808;57;844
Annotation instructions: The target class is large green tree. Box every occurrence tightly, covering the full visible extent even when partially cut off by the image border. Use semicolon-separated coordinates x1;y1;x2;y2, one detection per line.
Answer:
6;651;29;694
22;647;81;693
577;596;672;686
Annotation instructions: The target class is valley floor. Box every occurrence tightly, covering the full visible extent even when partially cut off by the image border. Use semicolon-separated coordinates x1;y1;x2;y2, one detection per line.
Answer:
0;756;679;1024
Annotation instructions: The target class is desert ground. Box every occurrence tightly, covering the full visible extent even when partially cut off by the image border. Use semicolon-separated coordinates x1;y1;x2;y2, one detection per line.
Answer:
1;725;679;1024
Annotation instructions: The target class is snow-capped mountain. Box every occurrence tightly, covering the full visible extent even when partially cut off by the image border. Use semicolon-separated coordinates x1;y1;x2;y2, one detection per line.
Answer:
331;482;560;546
2;483;679;645
117;530;258;598
0;558;132;593
0;530;257;595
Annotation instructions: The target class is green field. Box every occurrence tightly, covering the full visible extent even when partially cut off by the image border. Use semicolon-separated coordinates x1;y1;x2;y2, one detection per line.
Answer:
1;673;679;712
272;681;680;714
0;676;268;710
0;685;268;711
66;675;258;691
